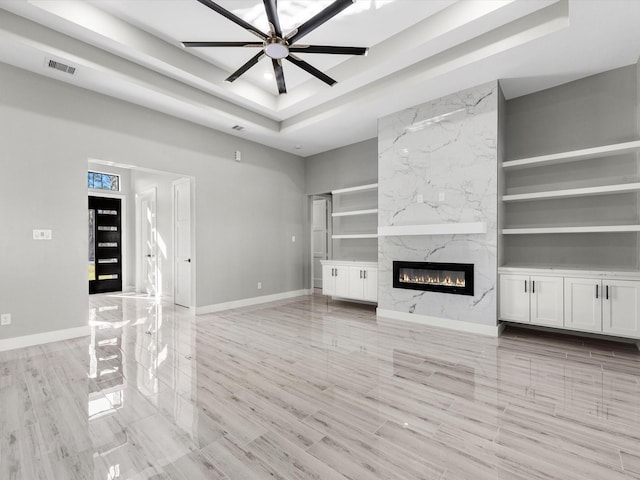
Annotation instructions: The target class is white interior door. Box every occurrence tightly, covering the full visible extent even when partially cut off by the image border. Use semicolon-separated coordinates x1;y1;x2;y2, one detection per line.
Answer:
312;198;328;289
137;188;157;296
173;178;192;307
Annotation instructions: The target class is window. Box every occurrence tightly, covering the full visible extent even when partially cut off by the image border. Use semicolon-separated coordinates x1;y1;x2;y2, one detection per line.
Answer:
88;171;120;191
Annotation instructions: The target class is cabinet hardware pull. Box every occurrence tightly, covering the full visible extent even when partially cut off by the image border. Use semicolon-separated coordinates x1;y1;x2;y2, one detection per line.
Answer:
364;270;367;279
524;280;527;293
596;284;599;299
606;285;609;300
360;270;363;279
532;281;535;294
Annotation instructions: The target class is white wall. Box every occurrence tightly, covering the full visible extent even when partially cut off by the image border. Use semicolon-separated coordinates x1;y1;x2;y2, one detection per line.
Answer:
0;62;305;341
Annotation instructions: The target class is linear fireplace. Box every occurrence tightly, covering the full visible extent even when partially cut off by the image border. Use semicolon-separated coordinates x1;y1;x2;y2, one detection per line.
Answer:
393;261;474;296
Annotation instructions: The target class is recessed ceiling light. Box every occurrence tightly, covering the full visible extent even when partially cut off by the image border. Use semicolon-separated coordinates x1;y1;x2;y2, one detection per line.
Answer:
263;72;274;80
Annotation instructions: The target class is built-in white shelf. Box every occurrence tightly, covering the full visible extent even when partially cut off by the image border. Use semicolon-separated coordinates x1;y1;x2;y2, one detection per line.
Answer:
331;183;378;195
503;182;640;202
332;233;378;239
503;140;640;170
499;265;640;277
378;222;487;237
332;208;378;217
502;225;640;235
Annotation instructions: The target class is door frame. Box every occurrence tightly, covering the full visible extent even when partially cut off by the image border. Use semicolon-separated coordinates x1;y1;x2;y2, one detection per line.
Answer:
309;194;332;291
172;177;196;308
135;186;158;297
90;191;128;291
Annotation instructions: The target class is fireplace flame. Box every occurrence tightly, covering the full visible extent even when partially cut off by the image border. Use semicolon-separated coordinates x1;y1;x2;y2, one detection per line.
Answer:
400;272;465;287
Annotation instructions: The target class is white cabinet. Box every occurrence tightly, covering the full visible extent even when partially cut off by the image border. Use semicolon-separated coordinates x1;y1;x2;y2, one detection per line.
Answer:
499;274;563;327
348;266;377;302
564;278;640;336
321;261;377;303
564;277;602;333
500;268;640;340
530;276;564;326
602;280;640;337
499;274;529;323
322;264;348;297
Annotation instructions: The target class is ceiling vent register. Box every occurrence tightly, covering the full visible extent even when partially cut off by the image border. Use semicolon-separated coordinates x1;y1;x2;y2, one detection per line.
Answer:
47;59;76;75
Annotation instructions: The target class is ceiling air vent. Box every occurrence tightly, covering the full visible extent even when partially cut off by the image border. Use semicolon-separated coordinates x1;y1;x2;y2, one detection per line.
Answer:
47;59;76;75
231;125;245;131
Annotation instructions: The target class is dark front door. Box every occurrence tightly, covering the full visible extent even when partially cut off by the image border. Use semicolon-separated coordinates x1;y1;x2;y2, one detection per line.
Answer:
89;196;122;294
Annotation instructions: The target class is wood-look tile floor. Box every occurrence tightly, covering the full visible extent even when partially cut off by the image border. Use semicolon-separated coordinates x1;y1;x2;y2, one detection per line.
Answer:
2;293;640;479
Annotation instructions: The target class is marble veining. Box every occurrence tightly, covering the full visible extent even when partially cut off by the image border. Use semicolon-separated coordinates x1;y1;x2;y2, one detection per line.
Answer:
378;82;499;326
2;294;640;479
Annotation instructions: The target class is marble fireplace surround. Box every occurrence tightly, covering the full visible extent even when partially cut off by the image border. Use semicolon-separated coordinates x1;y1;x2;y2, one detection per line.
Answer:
377;81;501;337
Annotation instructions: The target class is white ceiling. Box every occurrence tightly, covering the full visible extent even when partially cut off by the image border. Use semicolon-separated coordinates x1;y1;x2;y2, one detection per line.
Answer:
0;0;638;156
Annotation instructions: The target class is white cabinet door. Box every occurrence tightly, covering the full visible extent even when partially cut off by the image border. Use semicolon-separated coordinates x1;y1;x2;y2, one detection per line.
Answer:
334;266;350;297
530;275;564;327
322;265;335;296
348;267;365;299
363;268;378;302
564;277;602;332
602;279;640;338
499;274;530;323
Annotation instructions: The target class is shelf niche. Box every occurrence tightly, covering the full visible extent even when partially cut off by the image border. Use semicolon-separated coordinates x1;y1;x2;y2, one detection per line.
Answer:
501;63;640;272
331;183;378;262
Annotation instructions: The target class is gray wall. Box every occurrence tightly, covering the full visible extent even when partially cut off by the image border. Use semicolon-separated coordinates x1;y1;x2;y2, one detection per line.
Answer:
0;62;305;340
504;64;639;269
506;65;638;159
304;138;378;195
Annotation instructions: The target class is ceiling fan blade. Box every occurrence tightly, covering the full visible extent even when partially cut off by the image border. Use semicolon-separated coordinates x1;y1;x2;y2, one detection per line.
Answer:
287;0;354;45
263;0;282;37
272;59;286;94
226;51;265;83
182;41;263;48
196;0;267;40
286;55;336;86
289;45;368;55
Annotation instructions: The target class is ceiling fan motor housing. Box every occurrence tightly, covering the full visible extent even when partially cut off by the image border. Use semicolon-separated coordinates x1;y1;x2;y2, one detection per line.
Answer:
264;38;289;59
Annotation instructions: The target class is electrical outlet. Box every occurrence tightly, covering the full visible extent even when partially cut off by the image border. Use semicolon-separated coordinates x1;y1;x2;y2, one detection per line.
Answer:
257;282;262;290
438;192;445;202
1;313;11;326
416;194;424;203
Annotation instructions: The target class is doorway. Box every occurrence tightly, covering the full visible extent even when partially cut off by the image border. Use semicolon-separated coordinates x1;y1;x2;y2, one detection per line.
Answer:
89;196;123;294
311;195;331;290
173;178;192;307
136;187;158;297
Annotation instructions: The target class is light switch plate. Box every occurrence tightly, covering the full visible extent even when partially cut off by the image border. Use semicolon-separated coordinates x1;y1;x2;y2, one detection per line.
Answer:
33;229;52;240
1;313;11;326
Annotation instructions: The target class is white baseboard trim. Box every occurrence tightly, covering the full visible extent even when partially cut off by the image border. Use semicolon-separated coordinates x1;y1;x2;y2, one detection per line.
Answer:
196;289;311;315
376;308;502;337
0;325;90;352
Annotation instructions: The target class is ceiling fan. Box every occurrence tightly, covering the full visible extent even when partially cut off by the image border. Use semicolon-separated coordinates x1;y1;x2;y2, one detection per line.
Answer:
182;0;368;94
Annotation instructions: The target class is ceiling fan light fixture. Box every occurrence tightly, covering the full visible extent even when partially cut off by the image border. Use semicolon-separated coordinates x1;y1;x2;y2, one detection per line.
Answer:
264;38;289;59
